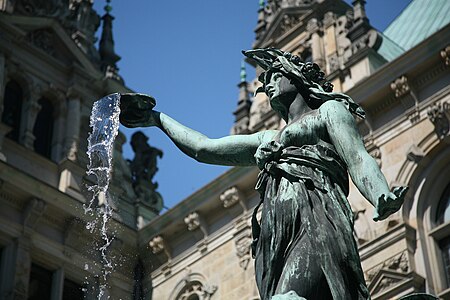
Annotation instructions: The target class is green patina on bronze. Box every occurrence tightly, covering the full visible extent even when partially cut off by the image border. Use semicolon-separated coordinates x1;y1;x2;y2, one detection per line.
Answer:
119;48;410;300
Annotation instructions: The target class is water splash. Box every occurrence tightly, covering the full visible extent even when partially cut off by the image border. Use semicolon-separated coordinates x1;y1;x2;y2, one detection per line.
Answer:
85;93;121;299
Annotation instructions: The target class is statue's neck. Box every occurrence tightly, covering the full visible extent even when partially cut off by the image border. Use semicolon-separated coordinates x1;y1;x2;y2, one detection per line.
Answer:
286;94;312;124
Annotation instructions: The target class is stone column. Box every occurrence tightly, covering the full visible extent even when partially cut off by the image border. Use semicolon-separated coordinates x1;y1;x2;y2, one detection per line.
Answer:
0;52;6;117
20;90;41;150
64;95;81;161
0;122;11;161
0;242;15;298
307;18;325;69
51;268;64;300
1;238;32;300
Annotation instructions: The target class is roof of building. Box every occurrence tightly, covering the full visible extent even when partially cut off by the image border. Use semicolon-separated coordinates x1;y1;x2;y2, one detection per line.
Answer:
383;0;450;52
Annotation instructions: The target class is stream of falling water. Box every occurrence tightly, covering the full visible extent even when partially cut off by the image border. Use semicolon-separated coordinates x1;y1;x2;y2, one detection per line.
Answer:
85;93;121;299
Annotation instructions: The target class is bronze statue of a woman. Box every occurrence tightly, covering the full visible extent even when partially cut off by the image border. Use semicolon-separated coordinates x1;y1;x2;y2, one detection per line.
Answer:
119;48;407;300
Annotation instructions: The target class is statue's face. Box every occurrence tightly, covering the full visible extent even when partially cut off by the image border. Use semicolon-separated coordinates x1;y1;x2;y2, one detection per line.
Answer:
265;71;298;116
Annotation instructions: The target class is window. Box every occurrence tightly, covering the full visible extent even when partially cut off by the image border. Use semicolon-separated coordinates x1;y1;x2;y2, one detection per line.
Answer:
177;281;205;300
437;185;450;225
2;80;23;141
28;263;52;300
63;278;84;300
436;185;450;288
170;272;217;300
33;97;54;158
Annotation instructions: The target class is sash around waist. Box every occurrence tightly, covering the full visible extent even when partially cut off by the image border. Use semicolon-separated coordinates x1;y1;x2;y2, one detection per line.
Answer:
255;144;349;195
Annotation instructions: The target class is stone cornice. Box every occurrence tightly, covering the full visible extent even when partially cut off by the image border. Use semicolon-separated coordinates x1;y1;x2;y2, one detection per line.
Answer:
346;25;450;106
0;160;138;245
138;166;258;240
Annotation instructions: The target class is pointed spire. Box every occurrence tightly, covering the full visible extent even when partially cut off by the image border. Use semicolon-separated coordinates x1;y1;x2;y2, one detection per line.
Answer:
259;0;265;10
99;0;122;81
232;61;252;135
240;60;247;83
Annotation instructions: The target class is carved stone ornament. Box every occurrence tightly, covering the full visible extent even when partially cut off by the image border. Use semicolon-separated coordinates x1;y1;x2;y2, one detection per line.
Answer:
26;29;55;56
279;14;302;35
427;101;450;140
184;212;201;231
406;144;425;163
235;236;252;270
219;186;241;208
441;45;450;66
365;251;409;285
174;270;218;300
149;235;165;254
390;75;410;98
328;53;340;74
23;198;46;232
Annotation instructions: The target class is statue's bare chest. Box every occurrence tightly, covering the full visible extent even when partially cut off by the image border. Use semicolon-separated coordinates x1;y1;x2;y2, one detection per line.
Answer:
277;111;328;147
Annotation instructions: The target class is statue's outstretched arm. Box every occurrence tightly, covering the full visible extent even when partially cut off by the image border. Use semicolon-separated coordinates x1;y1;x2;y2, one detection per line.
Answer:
120;98;277;166
320;100;407;221
157;112;277;166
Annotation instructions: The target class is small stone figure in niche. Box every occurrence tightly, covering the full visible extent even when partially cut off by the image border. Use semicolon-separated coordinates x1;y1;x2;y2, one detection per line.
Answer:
129;131;163;213
119;49;408;300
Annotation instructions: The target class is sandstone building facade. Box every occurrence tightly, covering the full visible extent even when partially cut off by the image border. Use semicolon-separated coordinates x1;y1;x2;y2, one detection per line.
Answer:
0;1;158;299
143;1;450;299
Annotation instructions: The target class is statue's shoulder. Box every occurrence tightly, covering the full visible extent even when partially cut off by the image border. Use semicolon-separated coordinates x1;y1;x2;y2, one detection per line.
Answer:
318;100;353;122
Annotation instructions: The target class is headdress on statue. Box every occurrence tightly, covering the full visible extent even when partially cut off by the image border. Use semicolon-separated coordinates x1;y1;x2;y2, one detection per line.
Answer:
242;48;366;119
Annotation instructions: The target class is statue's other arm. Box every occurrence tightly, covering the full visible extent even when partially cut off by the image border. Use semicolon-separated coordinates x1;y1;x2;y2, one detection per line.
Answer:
320;100;406;221
156;112;277;166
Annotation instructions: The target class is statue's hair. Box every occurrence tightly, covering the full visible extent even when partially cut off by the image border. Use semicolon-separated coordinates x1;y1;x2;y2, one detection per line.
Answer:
242;48;365;119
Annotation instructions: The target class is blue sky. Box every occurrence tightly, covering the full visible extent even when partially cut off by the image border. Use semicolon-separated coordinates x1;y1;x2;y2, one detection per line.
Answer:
92;0;412;210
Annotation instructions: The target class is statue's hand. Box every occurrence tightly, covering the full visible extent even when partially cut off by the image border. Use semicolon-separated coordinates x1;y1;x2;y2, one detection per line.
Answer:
119;93;159;128
373;186;408;222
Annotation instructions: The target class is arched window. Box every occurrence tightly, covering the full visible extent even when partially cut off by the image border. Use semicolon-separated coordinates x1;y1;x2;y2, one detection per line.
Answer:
177;281;205;300
2;80;23;141
436;184;450;288
170;273;217;300
33;97;54;159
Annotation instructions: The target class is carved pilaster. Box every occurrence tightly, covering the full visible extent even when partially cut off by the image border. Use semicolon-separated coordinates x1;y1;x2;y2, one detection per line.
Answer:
307;18;325;70
20;88;42;149
23;198;46;236
64;217;85;252
233;217;252;270
64;91;81;161
427;101;450;140
9;237;32;300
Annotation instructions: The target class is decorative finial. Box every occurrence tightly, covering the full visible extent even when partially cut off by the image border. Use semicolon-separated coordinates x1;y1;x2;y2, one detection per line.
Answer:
99;0;122;82
104;0;112;14
259;0;265;9
240;60;247;83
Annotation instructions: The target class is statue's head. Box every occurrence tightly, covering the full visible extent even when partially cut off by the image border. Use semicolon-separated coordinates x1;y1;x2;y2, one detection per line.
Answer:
243;48;365;119
130;131;148;151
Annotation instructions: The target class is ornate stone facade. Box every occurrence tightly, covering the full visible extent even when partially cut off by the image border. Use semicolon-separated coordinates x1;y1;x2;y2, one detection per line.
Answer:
0;1;157;299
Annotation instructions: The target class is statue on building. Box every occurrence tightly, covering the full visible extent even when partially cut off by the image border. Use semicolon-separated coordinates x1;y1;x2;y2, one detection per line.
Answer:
119;49;409;299
129;131;163;214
